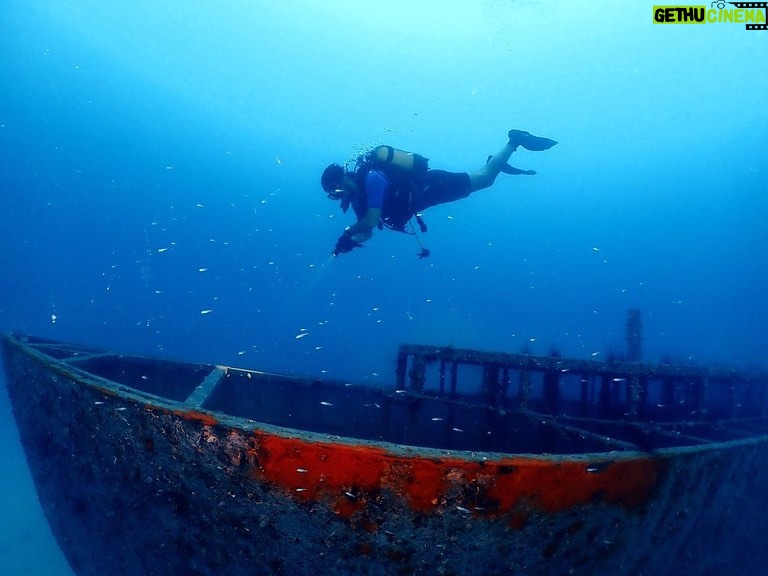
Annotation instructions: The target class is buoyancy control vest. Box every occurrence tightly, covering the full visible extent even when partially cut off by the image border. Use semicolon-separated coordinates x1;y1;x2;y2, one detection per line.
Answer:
354;146;430;232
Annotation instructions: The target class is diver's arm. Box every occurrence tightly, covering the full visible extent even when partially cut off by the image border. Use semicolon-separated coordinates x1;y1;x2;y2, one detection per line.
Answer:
332;208;381;256
346;207;381;242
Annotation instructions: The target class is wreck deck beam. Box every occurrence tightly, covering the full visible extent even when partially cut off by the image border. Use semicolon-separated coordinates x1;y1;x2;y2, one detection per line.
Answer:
397;344;768;422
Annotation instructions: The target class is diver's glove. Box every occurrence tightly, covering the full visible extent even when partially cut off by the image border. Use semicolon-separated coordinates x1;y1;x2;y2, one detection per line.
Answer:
332;229;363;256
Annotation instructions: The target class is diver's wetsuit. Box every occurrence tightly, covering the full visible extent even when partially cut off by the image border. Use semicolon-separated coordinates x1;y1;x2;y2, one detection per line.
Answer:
413;170;471;211
352;168;471;231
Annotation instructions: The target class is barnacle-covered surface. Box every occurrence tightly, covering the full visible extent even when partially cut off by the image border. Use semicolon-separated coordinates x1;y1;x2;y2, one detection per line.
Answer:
3;334;768;575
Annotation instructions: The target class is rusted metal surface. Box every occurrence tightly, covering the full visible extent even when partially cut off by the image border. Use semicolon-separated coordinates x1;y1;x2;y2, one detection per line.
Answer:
3;334;768;575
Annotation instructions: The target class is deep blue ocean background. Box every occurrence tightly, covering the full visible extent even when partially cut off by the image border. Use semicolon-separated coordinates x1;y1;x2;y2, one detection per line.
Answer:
1;1;766;574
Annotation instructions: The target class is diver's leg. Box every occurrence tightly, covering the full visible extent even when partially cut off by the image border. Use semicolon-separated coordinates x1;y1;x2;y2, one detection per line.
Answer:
468;130;558;192
467;141;516;192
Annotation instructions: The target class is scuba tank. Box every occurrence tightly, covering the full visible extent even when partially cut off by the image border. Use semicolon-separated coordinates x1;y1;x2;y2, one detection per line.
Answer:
369;145;429;177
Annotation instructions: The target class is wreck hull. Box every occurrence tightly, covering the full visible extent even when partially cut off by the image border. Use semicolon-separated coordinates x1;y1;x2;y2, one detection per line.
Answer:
3;335;768;575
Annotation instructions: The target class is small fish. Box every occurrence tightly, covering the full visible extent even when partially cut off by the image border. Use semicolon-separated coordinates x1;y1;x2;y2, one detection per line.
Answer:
455;506;471;514
452;427;464;432
295;332;309;340
295;488;306;492
200;309;213;315
431;417;444;422
320;401;333;407
296;468;308;473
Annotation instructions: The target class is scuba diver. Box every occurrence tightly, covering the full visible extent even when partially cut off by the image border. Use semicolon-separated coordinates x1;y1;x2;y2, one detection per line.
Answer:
321;129;558;258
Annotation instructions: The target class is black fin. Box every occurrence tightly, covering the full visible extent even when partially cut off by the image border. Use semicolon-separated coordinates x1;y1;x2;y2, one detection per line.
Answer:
501;164;536;176
508;129;558;151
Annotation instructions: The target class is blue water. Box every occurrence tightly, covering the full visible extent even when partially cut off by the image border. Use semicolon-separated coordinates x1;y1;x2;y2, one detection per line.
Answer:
1;1;766;574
